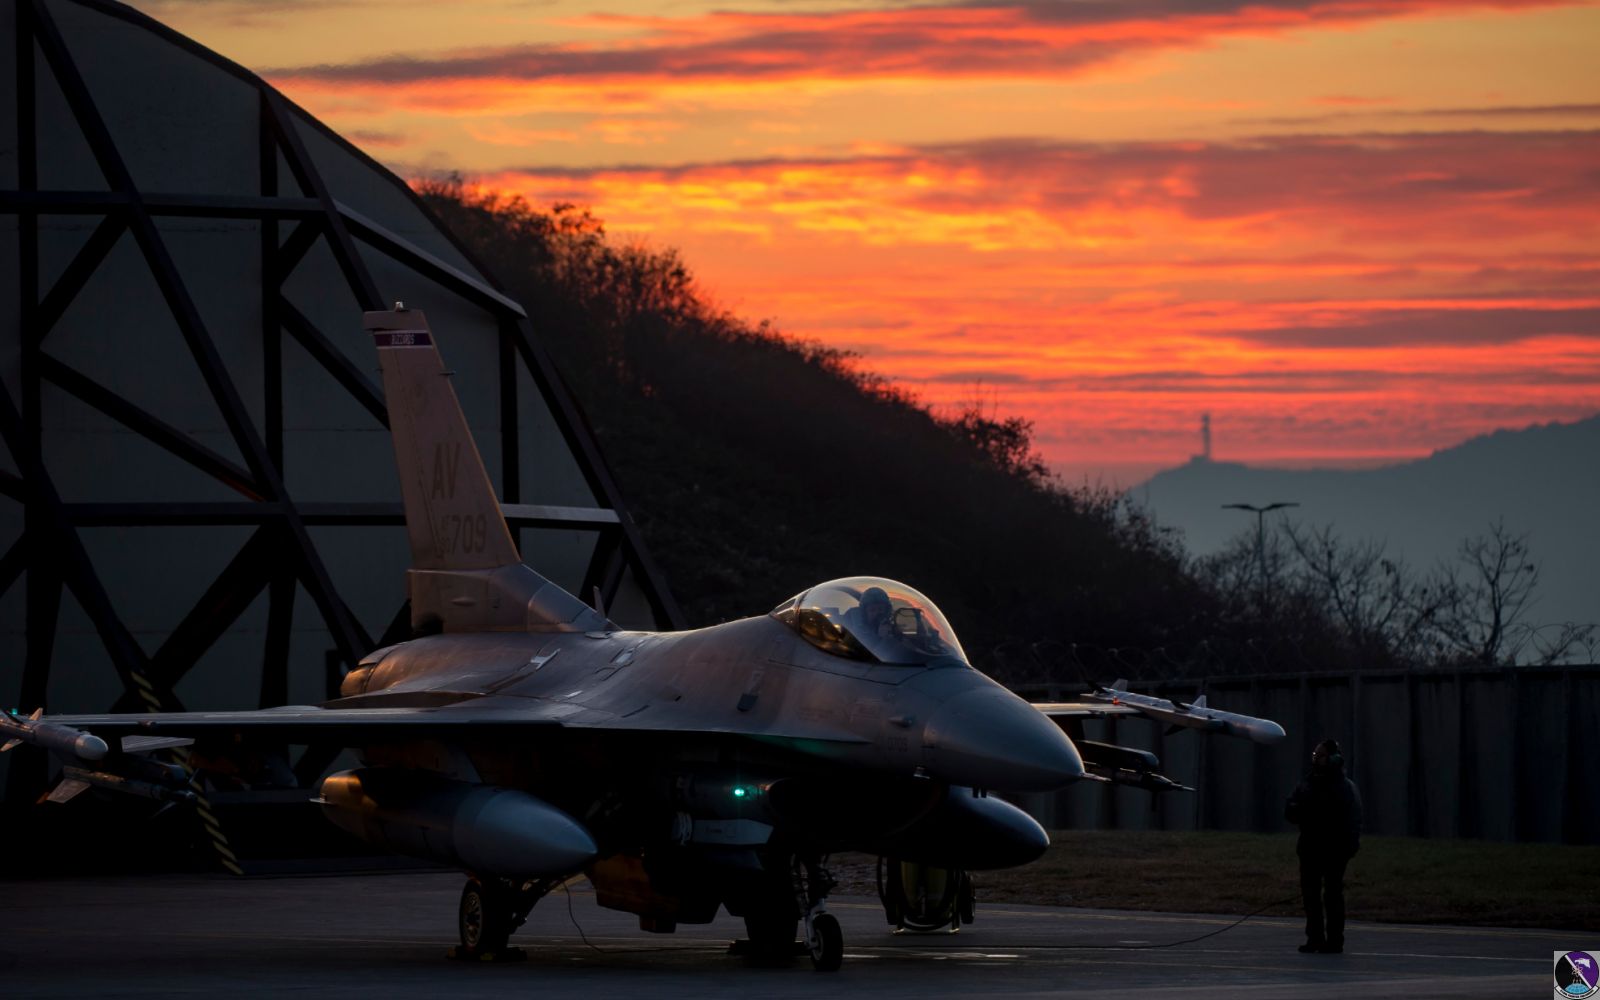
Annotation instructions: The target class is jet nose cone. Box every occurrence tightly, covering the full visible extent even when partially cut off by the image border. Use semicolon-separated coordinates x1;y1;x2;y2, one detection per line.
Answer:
923;687;1084;791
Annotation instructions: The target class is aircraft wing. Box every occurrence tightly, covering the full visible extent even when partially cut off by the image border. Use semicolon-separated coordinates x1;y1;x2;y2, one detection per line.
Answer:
6;698;869;757
17;704;558;747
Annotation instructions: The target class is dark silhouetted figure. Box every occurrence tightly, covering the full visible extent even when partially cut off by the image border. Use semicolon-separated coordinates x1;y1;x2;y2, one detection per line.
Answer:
1285;738;1362;954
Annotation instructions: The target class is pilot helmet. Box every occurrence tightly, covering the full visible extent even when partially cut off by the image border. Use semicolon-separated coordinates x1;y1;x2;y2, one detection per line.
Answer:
861;586;892;622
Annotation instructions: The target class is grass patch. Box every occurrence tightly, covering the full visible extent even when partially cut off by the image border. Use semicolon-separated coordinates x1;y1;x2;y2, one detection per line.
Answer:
965;831;1599;931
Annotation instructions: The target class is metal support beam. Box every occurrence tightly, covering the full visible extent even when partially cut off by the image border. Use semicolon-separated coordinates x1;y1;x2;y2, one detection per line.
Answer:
275;219;320;278
278;299;388;428
28;0;371;674
0;378;163;708
0;537;25;600
509;333;685;628
35;213;126;336
260;91;283;473
149;526;279;688
39;354;262;499
261;91;382;311
0;189;325;219
260;562;294;710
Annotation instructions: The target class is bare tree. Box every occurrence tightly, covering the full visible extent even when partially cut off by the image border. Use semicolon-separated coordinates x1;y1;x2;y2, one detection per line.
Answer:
1432;519;1541;665
1196;527;1293;613
1521;621;1598;666
1283;523;1441;662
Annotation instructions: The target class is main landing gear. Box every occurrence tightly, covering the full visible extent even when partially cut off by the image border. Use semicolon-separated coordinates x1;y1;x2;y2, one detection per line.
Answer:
877;858;976;934
451;876;550;962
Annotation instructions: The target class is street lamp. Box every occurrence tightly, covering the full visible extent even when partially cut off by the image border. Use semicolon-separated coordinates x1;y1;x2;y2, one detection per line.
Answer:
1222;502;1299;602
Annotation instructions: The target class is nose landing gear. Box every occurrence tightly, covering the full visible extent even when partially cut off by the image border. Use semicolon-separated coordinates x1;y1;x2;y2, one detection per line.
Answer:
793;855;842;971
451;876;551;962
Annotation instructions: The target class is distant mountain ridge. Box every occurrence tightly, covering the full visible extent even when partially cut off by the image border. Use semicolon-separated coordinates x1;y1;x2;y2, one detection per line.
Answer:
1135;415;1600;629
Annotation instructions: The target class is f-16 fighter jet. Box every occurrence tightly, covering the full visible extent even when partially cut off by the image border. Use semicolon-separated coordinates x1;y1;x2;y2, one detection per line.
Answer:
3;306;1283;970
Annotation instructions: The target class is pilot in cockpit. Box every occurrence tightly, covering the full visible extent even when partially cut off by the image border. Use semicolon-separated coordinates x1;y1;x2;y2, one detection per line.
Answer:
853;586;896;639
773;577;968;665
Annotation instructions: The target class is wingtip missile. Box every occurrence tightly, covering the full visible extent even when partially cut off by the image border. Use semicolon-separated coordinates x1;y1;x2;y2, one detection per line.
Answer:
1083;685;1286;745
0;711;110;760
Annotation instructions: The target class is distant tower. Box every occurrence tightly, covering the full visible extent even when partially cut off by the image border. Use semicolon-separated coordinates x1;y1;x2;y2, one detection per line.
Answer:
1200;412;1213;462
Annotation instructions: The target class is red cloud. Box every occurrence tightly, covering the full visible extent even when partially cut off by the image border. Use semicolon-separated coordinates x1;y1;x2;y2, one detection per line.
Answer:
268;0;1577;101
445;126;1600;468
477;130;1600;254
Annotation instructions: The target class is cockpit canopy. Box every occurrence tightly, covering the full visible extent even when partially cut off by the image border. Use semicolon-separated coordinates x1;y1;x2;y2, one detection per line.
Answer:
770;577;967;666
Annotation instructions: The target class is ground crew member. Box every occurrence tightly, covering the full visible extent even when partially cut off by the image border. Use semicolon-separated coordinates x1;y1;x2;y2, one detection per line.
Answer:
1284;738;1362;954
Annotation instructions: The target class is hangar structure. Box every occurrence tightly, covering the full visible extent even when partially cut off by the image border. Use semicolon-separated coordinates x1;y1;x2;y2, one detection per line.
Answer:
0;0;682;816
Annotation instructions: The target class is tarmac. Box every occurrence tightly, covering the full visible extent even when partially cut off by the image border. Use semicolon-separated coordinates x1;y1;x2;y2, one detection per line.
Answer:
0;871;1571;998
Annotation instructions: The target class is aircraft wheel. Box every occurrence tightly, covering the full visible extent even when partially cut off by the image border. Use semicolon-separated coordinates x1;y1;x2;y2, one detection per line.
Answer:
958;871;976;925
807;912;843;972
459;878;513;954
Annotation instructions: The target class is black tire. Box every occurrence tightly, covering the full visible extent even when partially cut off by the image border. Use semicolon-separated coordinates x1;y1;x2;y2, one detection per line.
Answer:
878;856;903;926
808;912;843;972
459;878;512;954
958;872;976;925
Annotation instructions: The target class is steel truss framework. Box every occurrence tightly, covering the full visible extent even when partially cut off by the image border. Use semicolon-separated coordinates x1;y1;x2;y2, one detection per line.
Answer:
1;0;683;805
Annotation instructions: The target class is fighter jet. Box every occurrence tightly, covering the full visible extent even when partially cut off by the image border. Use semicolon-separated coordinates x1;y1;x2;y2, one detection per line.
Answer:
2;306;1284;970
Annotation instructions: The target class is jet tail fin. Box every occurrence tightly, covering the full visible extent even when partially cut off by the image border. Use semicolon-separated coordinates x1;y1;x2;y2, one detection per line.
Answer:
368;306;520;572
367;306;604;634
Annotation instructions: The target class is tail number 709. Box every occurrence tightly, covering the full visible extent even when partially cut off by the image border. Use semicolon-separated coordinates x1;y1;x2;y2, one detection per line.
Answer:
436;513;489;556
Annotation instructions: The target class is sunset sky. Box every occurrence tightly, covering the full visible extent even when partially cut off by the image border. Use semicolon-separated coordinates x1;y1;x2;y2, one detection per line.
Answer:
137;0;1600;483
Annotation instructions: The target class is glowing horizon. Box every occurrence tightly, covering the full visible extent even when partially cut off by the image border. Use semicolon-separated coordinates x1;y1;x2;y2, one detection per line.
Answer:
131;0;1600;481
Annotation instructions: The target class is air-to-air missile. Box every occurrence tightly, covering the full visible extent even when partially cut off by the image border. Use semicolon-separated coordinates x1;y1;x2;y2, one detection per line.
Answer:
1079;681;1288;745
1;709;109;760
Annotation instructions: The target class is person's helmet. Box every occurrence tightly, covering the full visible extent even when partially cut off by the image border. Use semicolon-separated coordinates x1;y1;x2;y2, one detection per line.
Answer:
1312;739;1345;769
861;586;892;622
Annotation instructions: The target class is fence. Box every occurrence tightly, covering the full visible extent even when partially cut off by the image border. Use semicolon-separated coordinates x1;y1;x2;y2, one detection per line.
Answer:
1012;666;1600;844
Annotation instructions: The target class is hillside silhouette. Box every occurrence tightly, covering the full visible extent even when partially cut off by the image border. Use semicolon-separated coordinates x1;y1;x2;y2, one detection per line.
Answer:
419;180;1215;681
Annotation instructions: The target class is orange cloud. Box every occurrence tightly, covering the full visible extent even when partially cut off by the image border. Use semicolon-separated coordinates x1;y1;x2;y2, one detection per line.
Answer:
446;127;1600;470
267;0;1581;114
